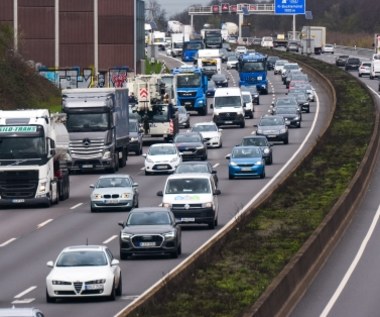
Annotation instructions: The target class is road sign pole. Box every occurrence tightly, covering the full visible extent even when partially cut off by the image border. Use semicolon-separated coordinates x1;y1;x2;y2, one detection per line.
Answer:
292;14;296;40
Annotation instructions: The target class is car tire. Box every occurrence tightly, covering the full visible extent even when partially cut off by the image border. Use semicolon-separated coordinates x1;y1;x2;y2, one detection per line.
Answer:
109;281;116;301
120;251;130;260
284;138;289;145
171;247;179;258
359;73;362;77
90;206;96;213
298;122;301;128
208;219;215;229
260;170;266;179
116;276;122;296
267;156;273;165
144;169;151;175
229;173;234;180
46;289;56;303
240;121;245;128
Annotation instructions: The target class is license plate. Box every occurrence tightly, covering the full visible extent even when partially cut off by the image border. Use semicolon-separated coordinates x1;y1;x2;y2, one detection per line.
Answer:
82;164;93;169
268;134;277;138
12;199;25;203
181;217;195;222
224;121;233;124
140;242;156;247
106;199;118;204
241;167;252;171
285;120;290;124
156;165;167;169
182;151;193;155
86;284;103;290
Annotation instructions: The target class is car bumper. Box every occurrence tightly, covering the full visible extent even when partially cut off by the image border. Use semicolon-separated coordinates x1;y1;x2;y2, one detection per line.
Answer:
229;165;265;178
91;199;134;211
120;237;179;256
213;115;245;127
171;207;216;225
46;280;114;298
0;196;51;207
145;163;179;173
256;131;288;142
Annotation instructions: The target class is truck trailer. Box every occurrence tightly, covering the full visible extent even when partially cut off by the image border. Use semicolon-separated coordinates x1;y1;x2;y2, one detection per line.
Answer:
62;88;129;173
0;109;71;207
301;26;326;54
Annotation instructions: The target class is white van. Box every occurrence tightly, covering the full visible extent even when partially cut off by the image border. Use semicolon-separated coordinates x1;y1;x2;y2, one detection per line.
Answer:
261;36;274;48
211;87;246;128
157;173;221;229
241;90;254;119
370;59;380;79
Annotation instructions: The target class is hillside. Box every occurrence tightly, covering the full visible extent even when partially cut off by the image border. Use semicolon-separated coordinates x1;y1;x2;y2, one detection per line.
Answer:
0;25;60;111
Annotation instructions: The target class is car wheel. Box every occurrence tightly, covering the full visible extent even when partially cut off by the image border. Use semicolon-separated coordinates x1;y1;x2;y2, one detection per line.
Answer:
359;73;362;77
120;251;130;260
250;113;254;119
298;122;301;128
145;169;151;175
109;281;116;301
284;138;289;145
171;247;179;258
240;121;245;128
229;173;234;180
116;276;122;296
135;197;139;208
178;244;182;255
90;206;96;213
46;289;56;303
208;220;215;229
260;170;266;179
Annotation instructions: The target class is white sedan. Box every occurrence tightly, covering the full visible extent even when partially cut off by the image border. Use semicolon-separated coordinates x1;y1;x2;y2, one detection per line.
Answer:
191;122;223;148
46;245;122;302
143;143;182;175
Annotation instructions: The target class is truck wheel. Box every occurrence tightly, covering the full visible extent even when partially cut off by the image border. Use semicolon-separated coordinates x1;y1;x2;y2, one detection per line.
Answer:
119;149;127;168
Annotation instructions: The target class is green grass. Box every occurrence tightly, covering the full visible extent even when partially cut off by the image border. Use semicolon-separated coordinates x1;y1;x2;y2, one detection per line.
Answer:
128;54;375;317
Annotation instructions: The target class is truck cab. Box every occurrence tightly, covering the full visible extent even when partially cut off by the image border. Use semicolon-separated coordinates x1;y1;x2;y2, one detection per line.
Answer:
238;52;268;94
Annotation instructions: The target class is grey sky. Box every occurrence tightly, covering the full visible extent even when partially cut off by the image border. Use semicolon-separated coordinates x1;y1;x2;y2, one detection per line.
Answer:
155;0;200;17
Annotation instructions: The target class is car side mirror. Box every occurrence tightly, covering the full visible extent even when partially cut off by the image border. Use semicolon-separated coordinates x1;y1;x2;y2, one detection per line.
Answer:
253;124;258;128
90;184;95;189
212;170;217;174
46;261;54;268
142;153;147;158
111;259;120;266
225;154;231;159
157;190;163;196
118;221;125;228
132;182;139;188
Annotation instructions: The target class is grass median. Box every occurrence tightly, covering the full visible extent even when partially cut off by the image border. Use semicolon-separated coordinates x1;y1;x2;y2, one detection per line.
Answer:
127;54;375;317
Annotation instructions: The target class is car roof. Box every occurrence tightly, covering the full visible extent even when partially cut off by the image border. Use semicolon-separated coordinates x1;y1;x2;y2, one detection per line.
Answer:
97;174;131;179
166;173;213;180
0;307;43;317
177;161;210;165
61;245;107;252
243;135;267;139
129;207;171;213
193;121;216;126
149;143;175;147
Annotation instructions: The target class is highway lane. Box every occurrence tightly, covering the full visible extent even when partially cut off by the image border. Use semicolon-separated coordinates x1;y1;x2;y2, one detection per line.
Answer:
0;56;331;317
289;48;380;317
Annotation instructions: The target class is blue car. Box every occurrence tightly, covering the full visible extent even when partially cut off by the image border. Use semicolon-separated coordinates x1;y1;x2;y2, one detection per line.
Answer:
226;146;265;179
206;80;216;98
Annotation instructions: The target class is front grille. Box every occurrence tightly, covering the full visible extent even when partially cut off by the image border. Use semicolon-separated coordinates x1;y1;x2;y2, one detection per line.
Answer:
0;170;38;199
103;194;120;199
73;282;83;293
179;99;195;107
131;235;164;248
172;203;203;209
219;112;238;120
178;91;196;98
70;138;105;157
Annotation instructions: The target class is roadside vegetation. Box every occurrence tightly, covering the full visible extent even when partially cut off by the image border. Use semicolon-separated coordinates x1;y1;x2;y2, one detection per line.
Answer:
0;25;60;110
127;53;375;316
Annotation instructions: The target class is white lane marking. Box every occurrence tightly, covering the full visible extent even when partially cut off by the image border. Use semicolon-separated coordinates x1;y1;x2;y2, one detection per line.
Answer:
121;295;140;300
0;237;17;247
11;298;35;304
213;163;220;169
70;203;83;210
140;167;145;171
320;204;380;317
14;286;37;299
103;235;118;244
37;219;53;228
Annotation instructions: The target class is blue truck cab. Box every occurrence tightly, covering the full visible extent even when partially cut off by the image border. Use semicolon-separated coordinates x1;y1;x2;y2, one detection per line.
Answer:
182;40;204;62
172;65;208;116
238;52;268;94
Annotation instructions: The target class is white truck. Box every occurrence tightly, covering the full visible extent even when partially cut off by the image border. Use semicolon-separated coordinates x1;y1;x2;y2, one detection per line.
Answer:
370;54;380;79
127;74;179;142
152;31;166;50
197;49;222;79
183;24;194;42
0;109;71;207
170;33;184;57
221;22;238;41
301;26;326;54
62;88;129;173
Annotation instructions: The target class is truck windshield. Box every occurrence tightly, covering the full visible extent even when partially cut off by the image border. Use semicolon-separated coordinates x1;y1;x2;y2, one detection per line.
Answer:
0;136;45;159
241;61;265;72
184;42;203;50
176;74;201;88
66;113;110;132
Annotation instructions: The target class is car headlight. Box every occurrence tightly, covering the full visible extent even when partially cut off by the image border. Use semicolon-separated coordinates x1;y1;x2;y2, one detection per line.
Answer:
121;193;131;199
230;161;238;166
202;202;213;208
294;116;300;120
255;161;263;166
162;202;172;208
280;128;287;133
170;157;179;163
130;137;138;142
163;231;176;239
52;280;71;285
145;157;154;164
121;232;133;239
93;193;102;199
197;100;204;105
263;147;270;154
103;150;111;159
87;279;106;284
38;181;47;194
257;128;263;134
196;146;205;150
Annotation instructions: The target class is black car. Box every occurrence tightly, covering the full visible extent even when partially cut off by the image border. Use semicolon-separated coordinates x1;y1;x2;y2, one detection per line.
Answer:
271;106;302;128
206;80;216;98
128;119;143;155
239;135;273;164
335;55;349;67
267;56;280;70
211;73;229;87
118;207;182;259
174;132;208;161
344;57;361;71
286;92;310;113
254;115;289;144
240;85;260;105
174;161;219;188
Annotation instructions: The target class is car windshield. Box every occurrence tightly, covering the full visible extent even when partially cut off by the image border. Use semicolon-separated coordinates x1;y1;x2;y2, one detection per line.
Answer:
174;134;202;143
165;178;211;194
176;74;201;88
192;124;217;132
275;107;298;114
56;251;107;267
242;94;252;102
276;99;297;106
127;211;170;225
176;164;209;174
96;177;131;188
232;147;261;158
148;146;176;155
242;138;268;146
260;117;284;126
214;96;241;108
241;61;265;72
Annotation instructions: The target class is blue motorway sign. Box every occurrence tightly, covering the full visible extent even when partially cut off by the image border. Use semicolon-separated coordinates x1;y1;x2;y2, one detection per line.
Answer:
275;0;305;15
